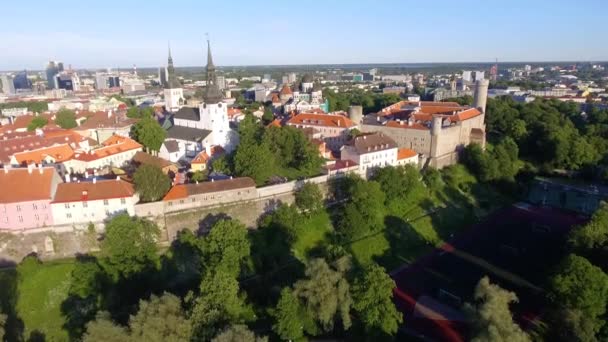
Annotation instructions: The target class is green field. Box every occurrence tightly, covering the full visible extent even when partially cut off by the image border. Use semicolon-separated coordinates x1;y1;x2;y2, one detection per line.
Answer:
0;259;74;341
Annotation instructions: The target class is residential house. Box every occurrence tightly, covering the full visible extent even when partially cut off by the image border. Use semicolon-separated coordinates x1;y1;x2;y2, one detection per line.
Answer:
132;151;178;175
287;112;357;151
0;165;61;231
51;178;138;225
159;140;181;163
163;177;256;211
340;133;398;176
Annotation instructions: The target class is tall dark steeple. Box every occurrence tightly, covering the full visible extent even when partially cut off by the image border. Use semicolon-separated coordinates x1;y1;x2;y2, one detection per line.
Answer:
203;39;223;104
166;42;181;89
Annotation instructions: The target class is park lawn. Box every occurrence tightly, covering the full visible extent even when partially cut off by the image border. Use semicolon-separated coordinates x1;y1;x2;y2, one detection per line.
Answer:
17;260;74;341
291;211;333;261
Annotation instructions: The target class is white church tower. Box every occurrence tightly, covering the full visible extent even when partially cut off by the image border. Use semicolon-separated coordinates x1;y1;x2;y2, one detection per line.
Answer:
198;40;234;150
163;44;184;112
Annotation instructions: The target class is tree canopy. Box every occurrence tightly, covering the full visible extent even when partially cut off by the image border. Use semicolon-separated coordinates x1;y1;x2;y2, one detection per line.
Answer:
212;324;267;342
131;117;166;152
293;257;353;333
465;276;530;342
550;254;608;336
55;109;78;129
133;164;171;202
295;182;324;214
338;177;386;241
27;116;48;131
100;214;160;279
352;263;402;335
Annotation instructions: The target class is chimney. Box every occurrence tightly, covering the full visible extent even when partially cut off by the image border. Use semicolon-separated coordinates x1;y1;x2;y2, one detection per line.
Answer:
3;164;8;174
211;178;215;182
38;164;43;174
116;176;120;181
93;177;96;184
107;110;112;118
27;163;34;174
65;173;70;183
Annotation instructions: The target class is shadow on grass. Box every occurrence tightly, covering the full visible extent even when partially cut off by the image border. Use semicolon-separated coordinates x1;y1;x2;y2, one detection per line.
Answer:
0;258;24;342
375;215;430;270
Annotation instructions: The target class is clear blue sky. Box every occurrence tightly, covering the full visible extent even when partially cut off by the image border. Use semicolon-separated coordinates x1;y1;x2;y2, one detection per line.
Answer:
1;0;607;70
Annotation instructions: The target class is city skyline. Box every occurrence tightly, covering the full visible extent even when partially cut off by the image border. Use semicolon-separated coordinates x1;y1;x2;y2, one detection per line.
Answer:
1;0;608;70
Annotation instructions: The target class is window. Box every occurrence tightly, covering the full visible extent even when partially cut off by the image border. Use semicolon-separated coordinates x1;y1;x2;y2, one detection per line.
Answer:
64;203;70;209
32;203;38;210
120;198;126;204
105;209;110;216
18;216;23;222
168;201;173;206
83;202;88;208
16;205;21;212
103;199;109;205
66;213;72;219
34;214;39;221
180;200;184;204
191;198;196;202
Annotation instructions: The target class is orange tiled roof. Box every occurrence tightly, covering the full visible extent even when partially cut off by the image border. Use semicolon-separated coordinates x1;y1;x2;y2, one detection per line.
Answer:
73;135;141;161
452;108;482;121
280;84;293;95
163;184;189;200
267;119;282;128
397;148;418;160
287;113;356;128
0;167;58;203
12;144;75;165
52;179;135;203
191;151;210;165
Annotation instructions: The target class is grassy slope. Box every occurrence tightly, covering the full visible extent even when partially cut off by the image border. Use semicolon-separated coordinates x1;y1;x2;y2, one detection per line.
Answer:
350;165;509;270
17;260;74;341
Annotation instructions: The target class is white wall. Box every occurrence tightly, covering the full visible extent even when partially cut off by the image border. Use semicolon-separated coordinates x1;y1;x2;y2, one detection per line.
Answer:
51;194;138;225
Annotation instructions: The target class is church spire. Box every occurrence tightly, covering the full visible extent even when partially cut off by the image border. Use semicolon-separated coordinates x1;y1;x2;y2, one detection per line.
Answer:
204;38;222;104
165;41;180;89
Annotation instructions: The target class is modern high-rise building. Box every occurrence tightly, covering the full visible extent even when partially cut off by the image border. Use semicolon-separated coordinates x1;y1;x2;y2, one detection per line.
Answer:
0;74;16;95
46;61;62;89
216;75;226;90
287;72;297;84
462;70;472;83
13;70;31;89
473;71;485;82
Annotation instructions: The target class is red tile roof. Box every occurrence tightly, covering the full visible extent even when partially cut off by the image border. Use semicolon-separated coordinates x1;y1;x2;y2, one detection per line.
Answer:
52;179;135;203
163;177;256;201
287;113;356;129
73;135;141;162
0;167;58;203
386;120;429;130
279;84;293;95
12;144;75;165
397;148;418;160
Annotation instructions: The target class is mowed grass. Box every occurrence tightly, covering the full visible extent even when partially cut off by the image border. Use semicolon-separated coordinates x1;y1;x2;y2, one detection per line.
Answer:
17;260;74;341
350;165;508;270
292;211;333;261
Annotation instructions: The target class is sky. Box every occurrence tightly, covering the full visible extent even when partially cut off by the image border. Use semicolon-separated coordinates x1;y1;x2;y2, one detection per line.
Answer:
1;0;607;70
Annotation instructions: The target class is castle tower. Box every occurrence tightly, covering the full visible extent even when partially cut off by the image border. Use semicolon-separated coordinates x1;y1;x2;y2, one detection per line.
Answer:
163;43;184;112
473;79;489;114
199;40;231;150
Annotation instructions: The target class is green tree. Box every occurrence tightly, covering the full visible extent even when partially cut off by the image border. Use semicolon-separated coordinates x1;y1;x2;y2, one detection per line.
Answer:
550;254;608;336
212;155;233;174
203;219;251;277
261;106;274;124
338;178;386;241
191;169;208;183
272;288;310;341
129;293;192;342
191;270;252;341
126;107;154;119
295;182;324;214
465;276;530;342
294;257;352;333
55;108;78;129
83;312;130;342
131;117;166;152
133;164;171;202
212;324;267;342
27;116;48;131
234;142;276;185
352;263;402;335
101;214;160;279
569;203;608;255
373;165;423;213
